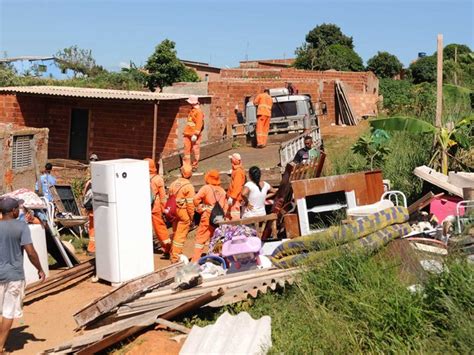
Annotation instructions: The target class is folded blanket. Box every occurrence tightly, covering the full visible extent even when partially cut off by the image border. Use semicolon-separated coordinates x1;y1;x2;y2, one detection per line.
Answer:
272;207;409;259
270;222;412;268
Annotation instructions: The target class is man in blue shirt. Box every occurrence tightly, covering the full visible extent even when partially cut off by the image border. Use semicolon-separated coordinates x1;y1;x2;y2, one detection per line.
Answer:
0;197;45;352
35;163;57;202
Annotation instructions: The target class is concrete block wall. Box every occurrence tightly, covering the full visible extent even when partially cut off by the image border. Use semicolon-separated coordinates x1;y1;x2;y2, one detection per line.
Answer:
0;124;48;193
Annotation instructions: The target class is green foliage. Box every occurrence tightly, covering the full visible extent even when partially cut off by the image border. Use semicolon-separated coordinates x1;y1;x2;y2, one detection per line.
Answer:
183;254;474;353
318;44;364;72
305;23;354;52
144;39;199;91
0;63;19;86
367;51;403;78
379;79;414;115
442;43;472;61
293;43;318;70
409;55;437;84
294;23;361;71
55;45;104;77
351;130;391;170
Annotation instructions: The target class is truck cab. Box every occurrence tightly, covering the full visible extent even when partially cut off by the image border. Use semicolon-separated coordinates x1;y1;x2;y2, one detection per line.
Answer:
244;88;319;137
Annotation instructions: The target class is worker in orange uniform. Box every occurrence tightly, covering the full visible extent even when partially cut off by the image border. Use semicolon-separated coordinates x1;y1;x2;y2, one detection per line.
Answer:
193;170;226;262
253;88;273;148
168;164;195;263
226;153;246;220
144;158;171;258
183;95;204;172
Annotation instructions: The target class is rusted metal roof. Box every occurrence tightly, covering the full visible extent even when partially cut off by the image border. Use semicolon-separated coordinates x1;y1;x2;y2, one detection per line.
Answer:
0;86;210;102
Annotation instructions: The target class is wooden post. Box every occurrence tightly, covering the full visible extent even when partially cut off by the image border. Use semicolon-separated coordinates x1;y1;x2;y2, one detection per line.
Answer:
152;101;159;161
435;34;443;128
454;46;458;86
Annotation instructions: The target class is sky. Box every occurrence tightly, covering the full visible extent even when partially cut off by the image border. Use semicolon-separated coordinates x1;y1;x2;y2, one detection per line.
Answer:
0;0;473;72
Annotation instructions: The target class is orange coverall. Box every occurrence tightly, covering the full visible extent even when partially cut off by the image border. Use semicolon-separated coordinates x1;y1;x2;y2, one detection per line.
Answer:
193;184;226;262
169;177;195;263
83;179;95;253
226;162;246;220
146;159;171;253
253;92;273;147
183;107;204;169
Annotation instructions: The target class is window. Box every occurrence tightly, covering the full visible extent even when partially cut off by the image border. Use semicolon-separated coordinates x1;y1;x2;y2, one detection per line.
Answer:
12;135;33;169
272;101;298;118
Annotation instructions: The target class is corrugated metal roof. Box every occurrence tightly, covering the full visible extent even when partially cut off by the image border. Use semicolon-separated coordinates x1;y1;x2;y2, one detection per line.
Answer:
0;86;210;102
180;312;272;355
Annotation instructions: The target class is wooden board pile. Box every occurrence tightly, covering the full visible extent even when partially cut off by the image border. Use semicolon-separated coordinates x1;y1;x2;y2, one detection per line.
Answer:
335;80;359;126
45;265;298;354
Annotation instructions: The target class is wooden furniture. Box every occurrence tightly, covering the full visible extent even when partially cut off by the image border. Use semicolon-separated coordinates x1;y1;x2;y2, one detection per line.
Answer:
216;213;278;239
292;170;384;236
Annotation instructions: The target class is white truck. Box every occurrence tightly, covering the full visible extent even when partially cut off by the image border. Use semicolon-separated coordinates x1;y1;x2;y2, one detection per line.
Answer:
242;88;320;137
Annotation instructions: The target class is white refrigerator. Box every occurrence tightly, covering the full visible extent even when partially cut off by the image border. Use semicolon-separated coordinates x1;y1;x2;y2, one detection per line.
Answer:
91;159;154;284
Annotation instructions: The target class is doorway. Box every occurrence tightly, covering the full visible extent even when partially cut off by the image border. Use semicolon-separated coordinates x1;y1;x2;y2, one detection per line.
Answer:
69;108;89;160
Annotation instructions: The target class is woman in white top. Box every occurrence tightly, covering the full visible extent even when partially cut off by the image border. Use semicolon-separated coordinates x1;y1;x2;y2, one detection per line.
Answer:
241;166;277;219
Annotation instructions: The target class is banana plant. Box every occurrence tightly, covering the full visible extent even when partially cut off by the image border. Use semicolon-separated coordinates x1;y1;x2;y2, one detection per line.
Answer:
370;115;473;175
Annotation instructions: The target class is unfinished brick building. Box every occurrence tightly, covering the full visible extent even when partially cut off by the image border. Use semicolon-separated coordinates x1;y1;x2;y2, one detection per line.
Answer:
0;86;212;162
207;67;379;131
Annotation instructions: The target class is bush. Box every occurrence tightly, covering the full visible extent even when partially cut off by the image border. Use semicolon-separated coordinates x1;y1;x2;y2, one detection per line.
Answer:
379;79;414;116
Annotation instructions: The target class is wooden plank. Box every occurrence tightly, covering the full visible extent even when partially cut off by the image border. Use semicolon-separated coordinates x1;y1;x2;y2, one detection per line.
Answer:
75;290;224;355
407;192;437;215
283;214;300;238
49;185;66;213
364;170;385;203
414;165;463;197
73;262;183;328
291;170;383;206
216;213;277;226
162;138;233;173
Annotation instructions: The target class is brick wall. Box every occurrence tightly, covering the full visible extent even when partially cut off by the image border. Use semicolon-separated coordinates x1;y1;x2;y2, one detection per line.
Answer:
0;94;213;161
208;68;379;131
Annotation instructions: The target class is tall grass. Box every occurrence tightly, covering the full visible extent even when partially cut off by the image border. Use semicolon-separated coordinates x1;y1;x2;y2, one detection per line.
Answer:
183;253;473;353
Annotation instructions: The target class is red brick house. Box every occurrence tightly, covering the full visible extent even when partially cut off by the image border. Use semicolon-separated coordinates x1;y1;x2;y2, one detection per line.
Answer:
0;86;212;162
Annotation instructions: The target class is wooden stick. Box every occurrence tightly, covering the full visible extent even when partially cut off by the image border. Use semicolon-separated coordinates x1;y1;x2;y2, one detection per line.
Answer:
155;318;191;334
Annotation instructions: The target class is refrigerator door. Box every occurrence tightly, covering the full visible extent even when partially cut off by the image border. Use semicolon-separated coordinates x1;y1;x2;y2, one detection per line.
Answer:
94;201;121;282
113;160;154;282
91;161;118;203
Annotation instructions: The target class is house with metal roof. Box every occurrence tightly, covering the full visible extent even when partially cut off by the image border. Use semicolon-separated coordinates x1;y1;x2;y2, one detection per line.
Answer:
0;86;213;163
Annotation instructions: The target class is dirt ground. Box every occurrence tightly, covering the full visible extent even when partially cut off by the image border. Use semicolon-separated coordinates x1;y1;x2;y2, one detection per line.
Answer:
7;123;368;354
7;231;197;354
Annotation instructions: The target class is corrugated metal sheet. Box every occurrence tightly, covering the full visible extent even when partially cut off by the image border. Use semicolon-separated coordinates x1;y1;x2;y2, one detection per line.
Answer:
180;311;272;355
0;86;210;102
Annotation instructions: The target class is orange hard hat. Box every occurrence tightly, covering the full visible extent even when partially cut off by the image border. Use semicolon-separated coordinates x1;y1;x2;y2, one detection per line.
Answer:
181;163;193;179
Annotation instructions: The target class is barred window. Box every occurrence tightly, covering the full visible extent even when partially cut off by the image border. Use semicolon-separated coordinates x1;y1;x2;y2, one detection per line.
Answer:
12;135;33;169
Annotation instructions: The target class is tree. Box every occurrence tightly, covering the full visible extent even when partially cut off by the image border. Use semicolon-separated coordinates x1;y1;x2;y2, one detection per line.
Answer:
366;51;403;78
305;23;353;53
294;23;359;71
318;44;364;72
55;45;103;77
409;55;437;84
144;39;199;91
442;43;471;61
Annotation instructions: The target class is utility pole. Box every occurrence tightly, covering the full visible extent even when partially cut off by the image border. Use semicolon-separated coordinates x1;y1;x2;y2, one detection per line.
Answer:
454;46;458;86
435;34;443;128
